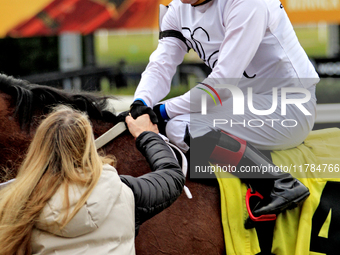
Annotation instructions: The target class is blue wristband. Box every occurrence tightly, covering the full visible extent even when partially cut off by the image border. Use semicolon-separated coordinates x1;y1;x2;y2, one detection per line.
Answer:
134;98;147;106
159;104;169;120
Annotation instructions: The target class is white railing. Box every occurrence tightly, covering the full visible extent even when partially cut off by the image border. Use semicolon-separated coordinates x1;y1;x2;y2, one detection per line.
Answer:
316;104;340;123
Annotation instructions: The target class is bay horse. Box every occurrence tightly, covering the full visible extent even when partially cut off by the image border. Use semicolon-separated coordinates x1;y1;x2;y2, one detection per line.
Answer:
0;74;225;255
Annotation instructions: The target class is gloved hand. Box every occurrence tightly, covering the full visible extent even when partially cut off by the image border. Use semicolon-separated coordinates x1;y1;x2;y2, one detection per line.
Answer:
117;110;129;123
130;100;158;124
153;104;169;136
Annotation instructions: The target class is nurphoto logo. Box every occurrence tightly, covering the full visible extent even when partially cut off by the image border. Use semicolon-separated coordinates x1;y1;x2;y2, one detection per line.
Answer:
199;84;311;116
198;83;312;128
197;82;222;115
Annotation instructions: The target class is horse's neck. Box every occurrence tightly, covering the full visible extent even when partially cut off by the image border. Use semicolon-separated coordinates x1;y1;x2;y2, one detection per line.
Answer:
0;92;150;181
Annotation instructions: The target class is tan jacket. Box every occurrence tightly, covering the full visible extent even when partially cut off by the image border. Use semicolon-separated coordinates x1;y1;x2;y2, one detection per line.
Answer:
32;164;135;255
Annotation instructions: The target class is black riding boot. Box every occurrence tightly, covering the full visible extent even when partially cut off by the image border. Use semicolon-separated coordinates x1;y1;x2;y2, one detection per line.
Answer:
189;129;310;217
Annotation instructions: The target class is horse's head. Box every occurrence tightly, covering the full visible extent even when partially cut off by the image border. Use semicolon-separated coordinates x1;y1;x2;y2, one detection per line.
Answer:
0;74;146;182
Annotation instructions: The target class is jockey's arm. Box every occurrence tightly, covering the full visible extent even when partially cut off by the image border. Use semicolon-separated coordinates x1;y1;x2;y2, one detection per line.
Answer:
133;3;187;108
163;0;268;118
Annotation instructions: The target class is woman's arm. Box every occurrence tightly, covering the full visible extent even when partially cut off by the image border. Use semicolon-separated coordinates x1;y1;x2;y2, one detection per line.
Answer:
120;116;185;235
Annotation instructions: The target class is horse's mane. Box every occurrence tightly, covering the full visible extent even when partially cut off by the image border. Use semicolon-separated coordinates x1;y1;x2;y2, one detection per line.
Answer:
0;74;120;130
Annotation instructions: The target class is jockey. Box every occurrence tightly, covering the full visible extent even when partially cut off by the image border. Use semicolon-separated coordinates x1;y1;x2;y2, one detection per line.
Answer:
129;0;319;218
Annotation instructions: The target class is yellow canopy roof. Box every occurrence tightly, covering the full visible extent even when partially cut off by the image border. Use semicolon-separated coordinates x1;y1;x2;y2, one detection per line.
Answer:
2;0;337;38
0;0;53;37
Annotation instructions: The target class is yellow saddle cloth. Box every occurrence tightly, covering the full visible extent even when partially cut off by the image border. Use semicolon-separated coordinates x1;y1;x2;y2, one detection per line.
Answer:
216;128;340;255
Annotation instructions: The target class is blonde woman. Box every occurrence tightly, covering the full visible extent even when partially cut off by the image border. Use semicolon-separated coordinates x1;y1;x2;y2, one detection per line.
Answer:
0;105;185;255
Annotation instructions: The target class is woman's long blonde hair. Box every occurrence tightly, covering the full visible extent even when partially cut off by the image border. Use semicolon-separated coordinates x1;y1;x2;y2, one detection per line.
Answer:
0;105;114;255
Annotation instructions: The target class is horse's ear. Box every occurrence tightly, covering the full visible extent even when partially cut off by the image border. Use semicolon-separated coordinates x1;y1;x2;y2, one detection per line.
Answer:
72;96;88;111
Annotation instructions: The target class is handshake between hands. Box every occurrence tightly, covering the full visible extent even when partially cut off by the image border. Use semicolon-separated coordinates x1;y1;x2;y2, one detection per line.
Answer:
125;114;159;138
127;100;169;135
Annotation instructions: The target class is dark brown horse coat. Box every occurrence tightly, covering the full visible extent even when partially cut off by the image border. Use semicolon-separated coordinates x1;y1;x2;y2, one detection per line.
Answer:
0;75;225;255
